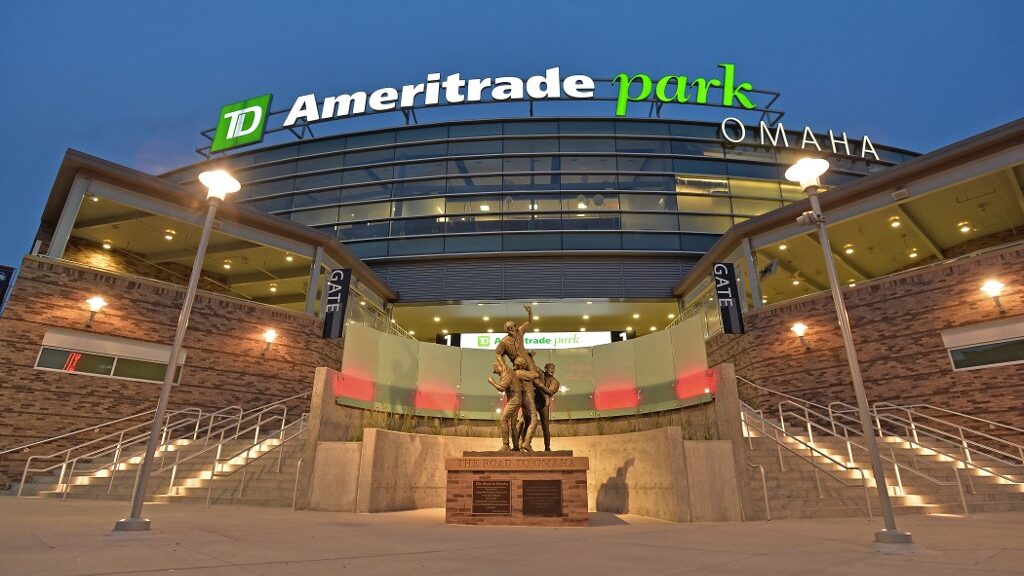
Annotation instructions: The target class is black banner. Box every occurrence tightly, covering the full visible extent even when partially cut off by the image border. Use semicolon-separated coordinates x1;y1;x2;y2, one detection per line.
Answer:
0;265;13;305
322;268;352;339
712;262;745;334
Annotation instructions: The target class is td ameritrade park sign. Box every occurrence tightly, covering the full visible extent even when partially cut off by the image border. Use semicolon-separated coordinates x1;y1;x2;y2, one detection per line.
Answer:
210;64;878;160
462;331;612;351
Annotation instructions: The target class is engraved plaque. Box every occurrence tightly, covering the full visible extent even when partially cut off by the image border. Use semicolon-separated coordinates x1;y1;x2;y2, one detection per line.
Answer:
472;480;511;515
523;479;563;517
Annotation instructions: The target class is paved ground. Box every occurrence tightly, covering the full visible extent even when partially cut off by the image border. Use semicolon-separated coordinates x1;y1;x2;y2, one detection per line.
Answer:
1;498;1023;576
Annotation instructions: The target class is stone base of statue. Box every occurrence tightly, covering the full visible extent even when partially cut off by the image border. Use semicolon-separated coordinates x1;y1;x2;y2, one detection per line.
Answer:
444;451;589;526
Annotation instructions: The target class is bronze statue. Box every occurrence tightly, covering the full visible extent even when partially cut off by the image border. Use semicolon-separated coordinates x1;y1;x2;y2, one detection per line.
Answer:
488;358;539;451
495;304;533;370
519;363;560;451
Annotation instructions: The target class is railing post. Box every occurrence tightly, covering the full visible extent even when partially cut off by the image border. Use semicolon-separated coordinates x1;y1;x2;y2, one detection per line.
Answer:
804;407;814;446
890;448;904;496
953;467;969;516
908;412;919;444
166;452;181;496
62;459;78;499
844;427;855;467
292;458;304;511
18;457;35;497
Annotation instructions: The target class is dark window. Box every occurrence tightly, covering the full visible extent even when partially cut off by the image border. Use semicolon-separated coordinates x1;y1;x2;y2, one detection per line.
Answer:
563;233;621;249
616;121;670;136
503;139;558;153
37;348;114;376
445;215;502;234
558;121;614;134
292;189;341;209
395;161;446;179
671;140;724;158
392;178;446;198
950;339;1024;370
616;139;670;154
503;121;559;135
502;233;561;250
346;131;396;148
294;172;342;190
559;138;615;153
347;240;388;258
396;125;447;143
622;233;681;250
449;140;502;155
618;174;675;191
561;156;616;172
344;148;395;166
395;143;447;161
444;234;502;252
617;156;673;173
450;123;502;137
674;158;729;176
342;183;391;203
391;216;446;236
337;221;390;240
448;158;501;175
389;237;444;255
560;174;617;191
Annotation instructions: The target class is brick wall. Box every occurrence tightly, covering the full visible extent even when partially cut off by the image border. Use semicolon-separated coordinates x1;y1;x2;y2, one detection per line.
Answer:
0;255;343;480
708;243;1024;437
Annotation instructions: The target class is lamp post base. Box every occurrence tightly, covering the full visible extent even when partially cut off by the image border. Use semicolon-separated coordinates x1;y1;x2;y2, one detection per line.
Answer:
874;528;914;544
113;517;151;532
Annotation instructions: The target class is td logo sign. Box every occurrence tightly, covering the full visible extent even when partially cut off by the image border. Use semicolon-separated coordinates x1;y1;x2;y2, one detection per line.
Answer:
210;94;272;153
477;335;492;347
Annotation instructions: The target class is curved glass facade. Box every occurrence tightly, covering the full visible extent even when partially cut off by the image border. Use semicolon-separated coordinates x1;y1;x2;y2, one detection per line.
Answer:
163;118;914;262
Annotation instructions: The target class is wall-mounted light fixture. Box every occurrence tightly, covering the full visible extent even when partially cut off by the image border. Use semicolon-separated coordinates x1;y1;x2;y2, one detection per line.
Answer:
85;296;108;328
791;322;808;347
262;329;278;352
980;279;1006;313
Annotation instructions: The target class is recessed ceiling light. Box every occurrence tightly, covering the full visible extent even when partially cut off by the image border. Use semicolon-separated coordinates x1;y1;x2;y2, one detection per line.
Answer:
487;328;493;333
223;259;232;270
409;330;415;335
779;244;787;250
668;313;676;319
533;315;539;320
649;326;657;331
761;297;768;303
626;326;633;331
479;205;490;212
359;301;366;306
483;316;489;321
577;202;587;209
582;315;589;320
889;216;902;228
477;303;484;306
531;302;538;305
792;279;800;285
632;313;640;319
270;283;278;293
843;244;854;255
586;301;593;305
958;221;972;233
164;229;176;241
442;329;448;334
90;195;99;202
433;317;440;322
580;327;586;332
848;282;856;288
285;254;294;262
909;251;919;258
101;240;112;250
533;328;539;332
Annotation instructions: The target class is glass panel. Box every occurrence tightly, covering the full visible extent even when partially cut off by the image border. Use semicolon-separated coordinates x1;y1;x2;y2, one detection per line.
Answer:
342;165;394;185
502;212;562;231
446;196;501;214
616;120;670;135
347;240;388;258
290;206;339;226
393;197;445;218
950;339;1024;370
445;214;502;234
112;358;173;382
395;143;447;161
247;179;294;197
450;123;502;137
618;174;674;191
503;138;558;153
298;137;346;156
502;194;560;213
560;174;617;191
673;158;729;175
727;162;779;179
392;178;446;198
679;215;733;233
448;157;501;175
254;147;296;163
391;217;446;237
342;183;391;203
394;161;446;179
504;121;558;135
676;175;730;195
339;202;390;221
36;348;115;376
669;123;720;138
621;213;679;231
780;183;805;202
671;140;725;157
559;138;615;152
294;172;341;190
388;237;444;255
447;175;502;194
620;194;678;212
561;212;621;230
291;189;341;209
502;233;561;250
561;156;616;172
444;234;502;252
561;193;619;211
558;120;614;134
725;145;775;162
616;139;671;154
730;179;782;199
337;221;390;241
344;148;395;166
677;194;732;214
503;156;557;173
346;131;395;148
297;154;344;172
732;198;782;216
504;172;558;192
563;233;621;249
616;156;673;172
246;195;294;212
622;232;681;250
396;125;447;143
449;140;502;155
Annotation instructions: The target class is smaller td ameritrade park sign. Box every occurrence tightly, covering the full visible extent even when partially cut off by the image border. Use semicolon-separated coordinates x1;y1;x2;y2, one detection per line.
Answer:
461;331;612;350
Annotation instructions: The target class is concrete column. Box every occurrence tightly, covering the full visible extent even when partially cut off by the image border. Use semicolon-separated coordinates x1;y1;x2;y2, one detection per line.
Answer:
47;176;90;259
304;246;324;315
712;362;757;520
741;237;763;309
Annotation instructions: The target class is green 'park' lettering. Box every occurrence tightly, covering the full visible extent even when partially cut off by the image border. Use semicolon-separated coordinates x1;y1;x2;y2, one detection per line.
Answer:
612;63;755;116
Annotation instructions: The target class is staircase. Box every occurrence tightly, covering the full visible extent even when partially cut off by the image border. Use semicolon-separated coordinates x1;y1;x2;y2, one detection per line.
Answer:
5;393;309;509
738;380;1024;521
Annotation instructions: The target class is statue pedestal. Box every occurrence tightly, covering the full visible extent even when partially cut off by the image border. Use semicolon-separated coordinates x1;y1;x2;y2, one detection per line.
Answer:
444;451;589;526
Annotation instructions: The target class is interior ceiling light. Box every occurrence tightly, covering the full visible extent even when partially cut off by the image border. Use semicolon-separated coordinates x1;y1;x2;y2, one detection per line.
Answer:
483;316;490;321
285;254;294;262
649;326;657;331
533;328;539;332
442;329;448;334
779;244;787;251
408;330;415;335
889;216;902;228
101;240;112;250
792;278;800;285
908;248;919;258
433;316;440;322
269;283;278;293
577;202;587;210
359;301;366;306
632;313;640;319
89;195;99;202
668;313;676;319
586;301;593;305
958;221;972;233
479;205;490;212
580;327;586;332
163;229;176;241
582;315;589;320
626;326;633;331
843;244;855;255
222;260;232;270
533;315;540;320
487;328;493;333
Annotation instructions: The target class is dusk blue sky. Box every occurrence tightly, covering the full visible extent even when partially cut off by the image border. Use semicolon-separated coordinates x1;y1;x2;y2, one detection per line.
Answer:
1;1;1022;270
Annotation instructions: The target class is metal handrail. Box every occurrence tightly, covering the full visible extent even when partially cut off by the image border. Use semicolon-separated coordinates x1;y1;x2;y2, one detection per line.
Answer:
873;402;1024;467
741;403;874;517
0;407;161;458
16;408;205;496
205;414;309;507
877;402;1024;437
745;461;770;521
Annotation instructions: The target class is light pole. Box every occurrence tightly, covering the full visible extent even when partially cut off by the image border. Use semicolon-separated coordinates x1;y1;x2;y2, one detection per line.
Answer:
785;158;913;545
114;169;239;531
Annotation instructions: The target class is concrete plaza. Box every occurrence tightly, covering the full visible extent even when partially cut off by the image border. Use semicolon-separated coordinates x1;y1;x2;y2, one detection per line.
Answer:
1;498;1022;576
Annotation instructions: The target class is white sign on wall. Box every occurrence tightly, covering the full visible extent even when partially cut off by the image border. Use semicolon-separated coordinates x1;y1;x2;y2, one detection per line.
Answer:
460;331;613;350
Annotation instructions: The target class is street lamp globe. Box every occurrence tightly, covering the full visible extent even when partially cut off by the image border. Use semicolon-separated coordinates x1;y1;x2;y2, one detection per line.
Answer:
198;170;240;201
785;158;830;192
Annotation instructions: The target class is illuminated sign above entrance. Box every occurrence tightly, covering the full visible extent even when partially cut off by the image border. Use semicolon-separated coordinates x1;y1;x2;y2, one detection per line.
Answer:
460;331;614;350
